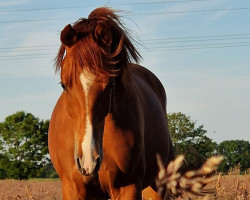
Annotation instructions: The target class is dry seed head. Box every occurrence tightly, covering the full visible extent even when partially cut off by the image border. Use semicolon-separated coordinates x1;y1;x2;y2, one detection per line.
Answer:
192;182;203;193
179;177;187;188
202;166;214;174
158;169;165;180
173;155;185;173
207;156;224;166
156;154;165;179
185;171;196;178
169;173;181;182
201;156;223;174
157;155;223;199
166;155;184;175
170;186;177;195
167;161;174;173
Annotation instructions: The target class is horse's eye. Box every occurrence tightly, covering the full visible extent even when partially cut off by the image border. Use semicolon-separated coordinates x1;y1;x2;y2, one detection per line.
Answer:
60;82;67;91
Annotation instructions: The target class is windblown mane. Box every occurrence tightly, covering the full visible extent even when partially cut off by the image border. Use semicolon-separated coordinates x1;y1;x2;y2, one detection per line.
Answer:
55;7;141;78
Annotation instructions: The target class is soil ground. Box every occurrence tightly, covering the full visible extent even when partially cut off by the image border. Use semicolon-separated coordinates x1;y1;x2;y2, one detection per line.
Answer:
0;175;249;200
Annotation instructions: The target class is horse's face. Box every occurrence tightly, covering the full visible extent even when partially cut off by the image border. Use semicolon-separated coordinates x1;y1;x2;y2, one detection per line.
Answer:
57;11;140;176
61;50;112;176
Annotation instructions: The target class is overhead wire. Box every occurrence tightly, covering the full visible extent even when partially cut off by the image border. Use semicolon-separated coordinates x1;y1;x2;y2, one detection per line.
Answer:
1;43;250;61
1;33;250;52
141;43;250;52
137;7;250;15
1;6;250;24
1;40;250;61
1;1;250;60
0;0;211;13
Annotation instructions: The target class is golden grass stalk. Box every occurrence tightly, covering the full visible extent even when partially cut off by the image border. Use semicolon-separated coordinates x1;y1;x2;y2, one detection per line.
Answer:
156;154;224;199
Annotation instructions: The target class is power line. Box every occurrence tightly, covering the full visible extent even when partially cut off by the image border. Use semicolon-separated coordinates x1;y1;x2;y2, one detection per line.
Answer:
143;36;250;44
0;53;54;58
1;33;250;51
0;0;210;13
143;41;250;49
1;36;250;54
1;41;250;61
141;43;250;52
1;33;250;61
0;17;74;24
137;7;250;15
0;44;58;50
0;48;57;54
1;43;249;61
142;33;250;41
0;56;51;61
112;0;210;6
1;6;250;24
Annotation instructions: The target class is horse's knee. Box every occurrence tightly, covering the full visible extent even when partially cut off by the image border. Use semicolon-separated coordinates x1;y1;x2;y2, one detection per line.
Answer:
113;184;142;200
142;186;161;200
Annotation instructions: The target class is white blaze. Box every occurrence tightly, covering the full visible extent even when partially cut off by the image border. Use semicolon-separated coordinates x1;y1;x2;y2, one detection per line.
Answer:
79;73;96;174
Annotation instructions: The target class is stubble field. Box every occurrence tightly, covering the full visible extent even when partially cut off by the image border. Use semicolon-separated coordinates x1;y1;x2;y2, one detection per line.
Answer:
0;175;249;200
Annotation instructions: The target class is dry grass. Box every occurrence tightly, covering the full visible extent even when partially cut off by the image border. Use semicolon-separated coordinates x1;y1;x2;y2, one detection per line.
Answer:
0;169;249;199
156;155;250;200
213;174;250;200
0;179;62;200
156;155;224;199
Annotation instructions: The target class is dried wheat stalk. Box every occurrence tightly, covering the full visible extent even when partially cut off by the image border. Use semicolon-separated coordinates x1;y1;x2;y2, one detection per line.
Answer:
156;154;224;199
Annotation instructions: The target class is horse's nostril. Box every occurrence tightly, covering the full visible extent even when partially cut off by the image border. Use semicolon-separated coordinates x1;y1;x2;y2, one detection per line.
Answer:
80;168;86;175
76;157;82;171
76;156;100;176
76;157;87;175
96;157;100;166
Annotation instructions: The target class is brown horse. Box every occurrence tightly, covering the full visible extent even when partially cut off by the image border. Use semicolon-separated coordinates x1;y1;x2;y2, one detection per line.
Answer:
48;7;173;200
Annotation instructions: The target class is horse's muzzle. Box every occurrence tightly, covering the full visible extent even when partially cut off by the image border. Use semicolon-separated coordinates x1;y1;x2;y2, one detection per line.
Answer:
76;156;100;177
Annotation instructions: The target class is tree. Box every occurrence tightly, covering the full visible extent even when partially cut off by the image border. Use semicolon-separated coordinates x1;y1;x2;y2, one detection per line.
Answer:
168;112;217;170
0;111;50;179
0;154;9;179
217;140;250;173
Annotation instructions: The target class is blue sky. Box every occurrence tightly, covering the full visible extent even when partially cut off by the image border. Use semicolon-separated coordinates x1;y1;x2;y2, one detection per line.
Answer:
0;0;249;143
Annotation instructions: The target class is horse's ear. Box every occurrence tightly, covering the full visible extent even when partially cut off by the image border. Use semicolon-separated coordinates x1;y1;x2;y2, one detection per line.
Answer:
60;24;78;47
94;21;112;49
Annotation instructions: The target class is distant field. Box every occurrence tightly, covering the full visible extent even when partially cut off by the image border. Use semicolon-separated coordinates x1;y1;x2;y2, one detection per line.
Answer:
0;175;249;199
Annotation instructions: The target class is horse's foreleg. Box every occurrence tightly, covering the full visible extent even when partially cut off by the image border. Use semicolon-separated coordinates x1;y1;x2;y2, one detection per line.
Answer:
107;183;142;200
61;178;86;200
142;186;162;200
118;184;142;200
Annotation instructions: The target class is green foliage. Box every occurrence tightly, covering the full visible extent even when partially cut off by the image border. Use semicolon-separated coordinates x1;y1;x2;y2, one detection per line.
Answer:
0;154;9;179
38;163;59;179
217;140;250;173
0;111;50;179
168;112;217;170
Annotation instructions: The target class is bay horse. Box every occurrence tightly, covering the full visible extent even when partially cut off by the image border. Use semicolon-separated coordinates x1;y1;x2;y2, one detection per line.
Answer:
48;7;173;200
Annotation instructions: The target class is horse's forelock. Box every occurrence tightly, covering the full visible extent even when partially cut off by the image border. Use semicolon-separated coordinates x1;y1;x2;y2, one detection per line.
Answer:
88;7;120;22
55;7;141;80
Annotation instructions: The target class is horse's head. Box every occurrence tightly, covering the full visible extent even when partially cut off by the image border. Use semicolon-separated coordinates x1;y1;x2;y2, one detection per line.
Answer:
55;7;140;176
